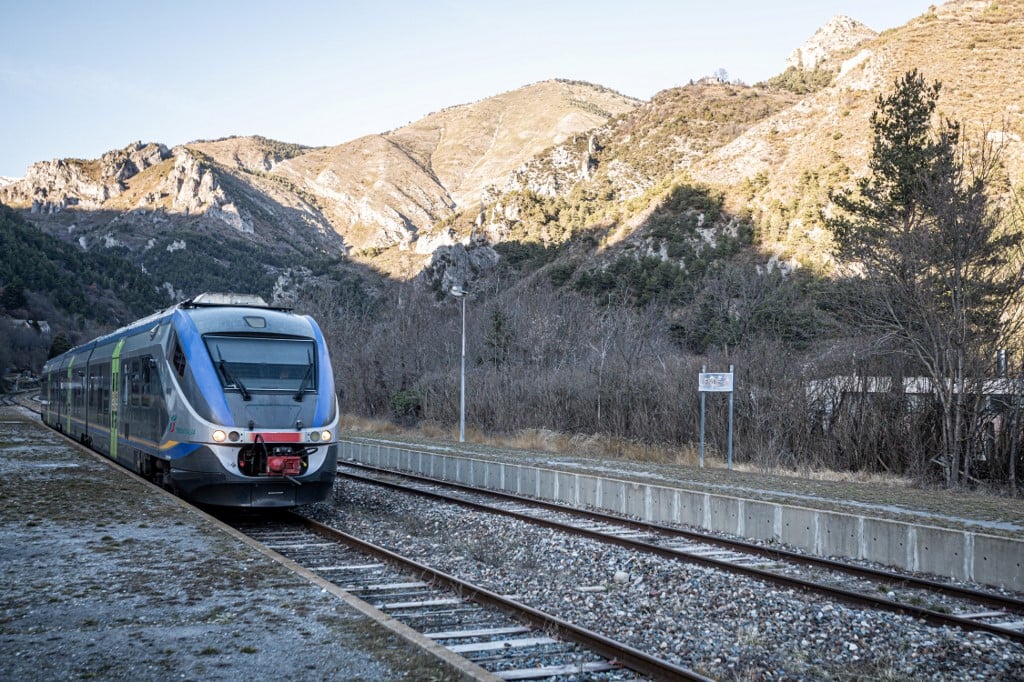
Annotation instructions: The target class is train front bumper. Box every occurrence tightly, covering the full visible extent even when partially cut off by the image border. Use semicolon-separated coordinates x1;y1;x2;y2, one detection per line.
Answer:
169;444;338;507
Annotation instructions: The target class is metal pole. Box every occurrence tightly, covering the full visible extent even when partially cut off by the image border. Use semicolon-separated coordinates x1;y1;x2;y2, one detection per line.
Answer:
727;364;734;471
459;295;466;443
699;364;706;468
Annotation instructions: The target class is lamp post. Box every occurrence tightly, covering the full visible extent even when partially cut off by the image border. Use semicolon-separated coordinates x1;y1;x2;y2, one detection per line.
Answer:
450;285;467;443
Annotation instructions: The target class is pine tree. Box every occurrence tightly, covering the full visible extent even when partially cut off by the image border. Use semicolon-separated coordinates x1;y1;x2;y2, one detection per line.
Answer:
829;70;1024;487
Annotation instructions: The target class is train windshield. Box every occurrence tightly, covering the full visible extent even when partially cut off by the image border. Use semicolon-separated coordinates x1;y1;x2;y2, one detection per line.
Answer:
204;335;316;393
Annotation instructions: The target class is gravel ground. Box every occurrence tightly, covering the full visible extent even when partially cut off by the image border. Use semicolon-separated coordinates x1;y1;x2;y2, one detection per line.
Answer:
0;408;468;681
307;478;1024;681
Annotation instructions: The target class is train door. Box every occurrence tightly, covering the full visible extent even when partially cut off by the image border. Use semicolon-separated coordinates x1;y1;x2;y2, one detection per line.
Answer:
65;356;74;434
86;356;102;447
43;369;54;425
110;339;125;461
83;356;93;443
50;361;65;430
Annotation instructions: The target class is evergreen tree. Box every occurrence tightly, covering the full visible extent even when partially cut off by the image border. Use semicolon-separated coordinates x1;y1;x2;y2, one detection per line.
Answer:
48;332;73;359
829;70;1024;487
1;279;27;311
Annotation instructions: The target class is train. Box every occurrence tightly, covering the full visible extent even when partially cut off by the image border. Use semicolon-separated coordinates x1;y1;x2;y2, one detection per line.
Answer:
40;292;339;507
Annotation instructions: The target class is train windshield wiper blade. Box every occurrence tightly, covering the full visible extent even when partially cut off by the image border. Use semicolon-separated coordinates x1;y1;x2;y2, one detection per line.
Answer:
294;353;314;402
217;350;251;401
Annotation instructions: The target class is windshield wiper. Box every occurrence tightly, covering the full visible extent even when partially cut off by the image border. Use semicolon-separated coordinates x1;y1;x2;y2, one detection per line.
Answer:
217;349;251;401
294;351;314;402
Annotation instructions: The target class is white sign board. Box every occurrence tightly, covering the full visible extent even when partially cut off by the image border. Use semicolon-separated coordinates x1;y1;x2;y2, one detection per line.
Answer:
698;372;734;392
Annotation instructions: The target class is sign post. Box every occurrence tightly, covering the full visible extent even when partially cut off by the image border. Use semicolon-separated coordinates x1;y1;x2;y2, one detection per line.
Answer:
698;365;735;470
699;366;706;467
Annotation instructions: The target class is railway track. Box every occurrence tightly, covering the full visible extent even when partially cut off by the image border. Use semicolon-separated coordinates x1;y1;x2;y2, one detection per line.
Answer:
1;391;39;410
226;511;711;681
335;461;1024;645
13;406;1022;677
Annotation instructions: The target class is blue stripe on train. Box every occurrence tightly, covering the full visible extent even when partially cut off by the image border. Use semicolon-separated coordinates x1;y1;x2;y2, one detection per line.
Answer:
171;309;233;425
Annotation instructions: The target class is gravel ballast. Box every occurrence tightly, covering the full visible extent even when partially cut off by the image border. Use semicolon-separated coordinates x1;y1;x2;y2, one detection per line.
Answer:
308;477;1024;681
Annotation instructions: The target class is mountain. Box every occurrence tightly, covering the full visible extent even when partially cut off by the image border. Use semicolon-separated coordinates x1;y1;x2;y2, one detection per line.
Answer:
1;1;1022;320
0;80;637;287
468;0;1024;278
271;80;638;261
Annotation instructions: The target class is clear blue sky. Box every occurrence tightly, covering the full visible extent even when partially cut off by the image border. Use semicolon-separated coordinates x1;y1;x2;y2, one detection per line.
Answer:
0;0;930;179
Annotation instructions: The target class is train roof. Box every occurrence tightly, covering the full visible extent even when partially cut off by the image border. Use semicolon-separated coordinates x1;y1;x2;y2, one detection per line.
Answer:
181;292;292;311
44;293;304;367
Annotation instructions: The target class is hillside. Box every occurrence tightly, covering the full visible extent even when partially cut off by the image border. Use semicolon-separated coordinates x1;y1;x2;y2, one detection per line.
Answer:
387;80;639;209
0;203;170;370
433;0;1024;287
273;80;639;266
693;0;1024;263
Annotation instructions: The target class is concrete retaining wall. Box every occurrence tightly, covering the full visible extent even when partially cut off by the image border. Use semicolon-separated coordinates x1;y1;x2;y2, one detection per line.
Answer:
340;440;1024;592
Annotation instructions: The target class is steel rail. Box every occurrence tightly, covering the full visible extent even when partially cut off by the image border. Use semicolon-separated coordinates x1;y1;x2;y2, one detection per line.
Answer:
338;461;1024;610
337;462;1024;644
290;511;714;682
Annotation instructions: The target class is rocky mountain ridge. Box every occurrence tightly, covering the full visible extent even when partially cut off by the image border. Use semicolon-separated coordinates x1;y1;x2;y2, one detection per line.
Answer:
2;1;1022;307
0;80;637;278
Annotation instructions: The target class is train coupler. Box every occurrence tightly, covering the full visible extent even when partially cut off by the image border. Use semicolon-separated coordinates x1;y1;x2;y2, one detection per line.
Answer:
267;455;302;476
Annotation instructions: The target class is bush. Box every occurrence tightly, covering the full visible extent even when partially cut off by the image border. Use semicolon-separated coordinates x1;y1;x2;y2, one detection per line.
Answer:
760;66;834;95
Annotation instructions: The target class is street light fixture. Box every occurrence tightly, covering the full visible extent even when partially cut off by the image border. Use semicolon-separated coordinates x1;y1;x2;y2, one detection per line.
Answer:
450;285;467;443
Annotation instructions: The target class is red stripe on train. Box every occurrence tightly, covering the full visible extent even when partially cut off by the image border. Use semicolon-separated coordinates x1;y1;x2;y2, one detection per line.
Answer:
250;432;302;443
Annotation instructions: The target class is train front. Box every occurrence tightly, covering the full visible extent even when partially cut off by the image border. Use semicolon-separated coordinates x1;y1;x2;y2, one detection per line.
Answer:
166;298;339;507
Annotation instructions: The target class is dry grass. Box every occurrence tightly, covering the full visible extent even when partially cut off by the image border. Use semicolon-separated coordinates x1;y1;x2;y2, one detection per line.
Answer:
336;413;917;485
729;460;915;486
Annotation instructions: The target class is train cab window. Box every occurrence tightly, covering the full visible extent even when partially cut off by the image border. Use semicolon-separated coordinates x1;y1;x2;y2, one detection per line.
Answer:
204;335;316;393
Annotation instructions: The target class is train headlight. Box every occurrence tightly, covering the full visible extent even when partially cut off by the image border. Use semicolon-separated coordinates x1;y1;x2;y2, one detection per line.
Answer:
212;429;227;443
321;430;332;442
309;431;321;442
228;431;241;442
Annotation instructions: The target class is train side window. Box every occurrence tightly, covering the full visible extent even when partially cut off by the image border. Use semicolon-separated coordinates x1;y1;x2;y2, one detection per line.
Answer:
89;368;100;411
172;336;187;378
130;359;142;407
73;369;85;417
141;357;151;406
126;358;139;405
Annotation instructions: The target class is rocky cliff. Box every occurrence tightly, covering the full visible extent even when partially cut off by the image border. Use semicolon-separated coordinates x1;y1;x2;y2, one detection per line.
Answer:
1;142;170;214
784;15;877;71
